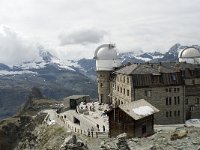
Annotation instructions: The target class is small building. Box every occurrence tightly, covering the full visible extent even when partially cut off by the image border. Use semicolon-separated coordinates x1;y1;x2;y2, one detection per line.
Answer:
63;95;90;109
106;99;159;138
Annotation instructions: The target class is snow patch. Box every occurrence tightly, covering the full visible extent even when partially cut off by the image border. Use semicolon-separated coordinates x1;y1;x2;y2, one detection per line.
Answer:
135;56;151;62
0;70;37;75
132;106;154;116
16;61;47;69
152;55;164;59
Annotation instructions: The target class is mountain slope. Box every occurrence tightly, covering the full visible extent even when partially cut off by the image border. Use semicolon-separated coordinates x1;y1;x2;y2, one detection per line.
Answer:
0;49;97;120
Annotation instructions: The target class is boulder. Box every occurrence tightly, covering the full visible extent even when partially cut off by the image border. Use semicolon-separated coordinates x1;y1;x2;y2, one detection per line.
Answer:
116;133;130;150
171;128;188;140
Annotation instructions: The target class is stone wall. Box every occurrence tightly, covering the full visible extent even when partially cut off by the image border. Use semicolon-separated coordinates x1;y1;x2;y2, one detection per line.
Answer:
96;71;111;104
134;86;185;124
185;95;200;120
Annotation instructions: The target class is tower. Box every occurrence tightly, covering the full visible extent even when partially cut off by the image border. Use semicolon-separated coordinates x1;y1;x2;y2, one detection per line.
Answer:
94;44;121;104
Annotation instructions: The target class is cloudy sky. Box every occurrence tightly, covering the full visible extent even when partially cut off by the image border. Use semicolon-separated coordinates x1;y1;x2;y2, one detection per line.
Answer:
0;0;200;64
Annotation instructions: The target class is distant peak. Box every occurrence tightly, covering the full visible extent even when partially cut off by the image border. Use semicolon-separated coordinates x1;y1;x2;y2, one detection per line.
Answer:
39;49;54;63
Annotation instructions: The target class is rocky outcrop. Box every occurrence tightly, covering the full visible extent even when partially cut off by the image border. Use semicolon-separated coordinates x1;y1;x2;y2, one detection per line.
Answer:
61;135;88;150
171;128;188;140
116;133;130;150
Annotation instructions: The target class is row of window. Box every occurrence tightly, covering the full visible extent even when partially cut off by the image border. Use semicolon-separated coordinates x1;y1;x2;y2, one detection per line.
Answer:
166;88;180;93
116;76;130;84
185;98;199;105
166;96;180;105
166;110;180;117
114;85;130;96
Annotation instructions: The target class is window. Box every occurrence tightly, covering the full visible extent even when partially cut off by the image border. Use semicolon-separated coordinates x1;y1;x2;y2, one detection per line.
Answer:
190;106;195;111
174;111;177;117
117;86;119;92
123;88;125;94
127;77;129;84
120;87;122;93
123;76;125;83
177;88;180;92
100;94;103;103
100;83;103;87
145;90;152;97
169;88;172;92
192;79;195;84
174;97;177;105
166;111;168;117
177;110;180;116
127;90;130;96
113;84;115;88
174;88;176;92
195;98;199;104
185;98;188;105
166;88;168;92
166;97;168;105
177;96;180;104
169;97;172;105
172;75;176;80
169;111;172;117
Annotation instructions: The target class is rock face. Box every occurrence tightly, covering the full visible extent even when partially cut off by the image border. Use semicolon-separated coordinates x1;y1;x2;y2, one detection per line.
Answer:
1;97;200;150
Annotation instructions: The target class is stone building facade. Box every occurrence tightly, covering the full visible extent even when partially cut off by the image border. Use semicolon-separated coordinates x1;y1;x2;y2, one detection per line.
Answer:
104;62;200;124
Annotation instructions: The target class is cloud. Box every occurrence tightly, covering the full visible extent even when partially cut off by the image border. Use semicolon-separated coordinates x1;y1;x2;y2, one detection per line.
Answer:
0;26;40;66
0;0;200;59
58;28;107;45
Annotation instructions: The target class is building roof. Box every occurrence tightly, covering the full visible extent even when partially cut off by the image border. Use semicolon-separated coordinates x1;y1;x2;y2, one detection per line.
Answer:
119;99;159;120
115;64;138;75
115;63;177;75
115;62;200;75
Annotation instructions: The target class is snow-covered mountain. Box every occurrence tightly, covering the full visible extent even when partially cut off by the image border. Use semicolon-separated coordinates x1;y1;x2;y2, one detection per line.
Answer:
1;43;198;77
0;48;83;76
119;43;198;64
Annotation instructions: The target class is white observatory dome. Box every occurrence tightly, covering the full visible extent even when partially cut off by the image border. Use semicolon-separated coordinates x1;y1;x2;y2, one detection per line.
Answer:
179;47;200;58
178;47;200;64
94;44;122;71
96;46;118;60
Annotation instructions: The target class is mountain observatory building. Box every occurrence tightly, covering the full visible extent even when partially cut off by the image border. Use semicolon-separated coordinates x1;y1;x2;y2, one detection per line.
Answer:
94;44;200;125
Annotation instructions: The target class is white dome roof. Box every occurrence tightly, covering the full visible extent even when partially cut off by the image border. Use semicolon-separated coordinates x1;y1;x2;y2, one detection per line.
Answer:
179;47;200;58
96;47;118;60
